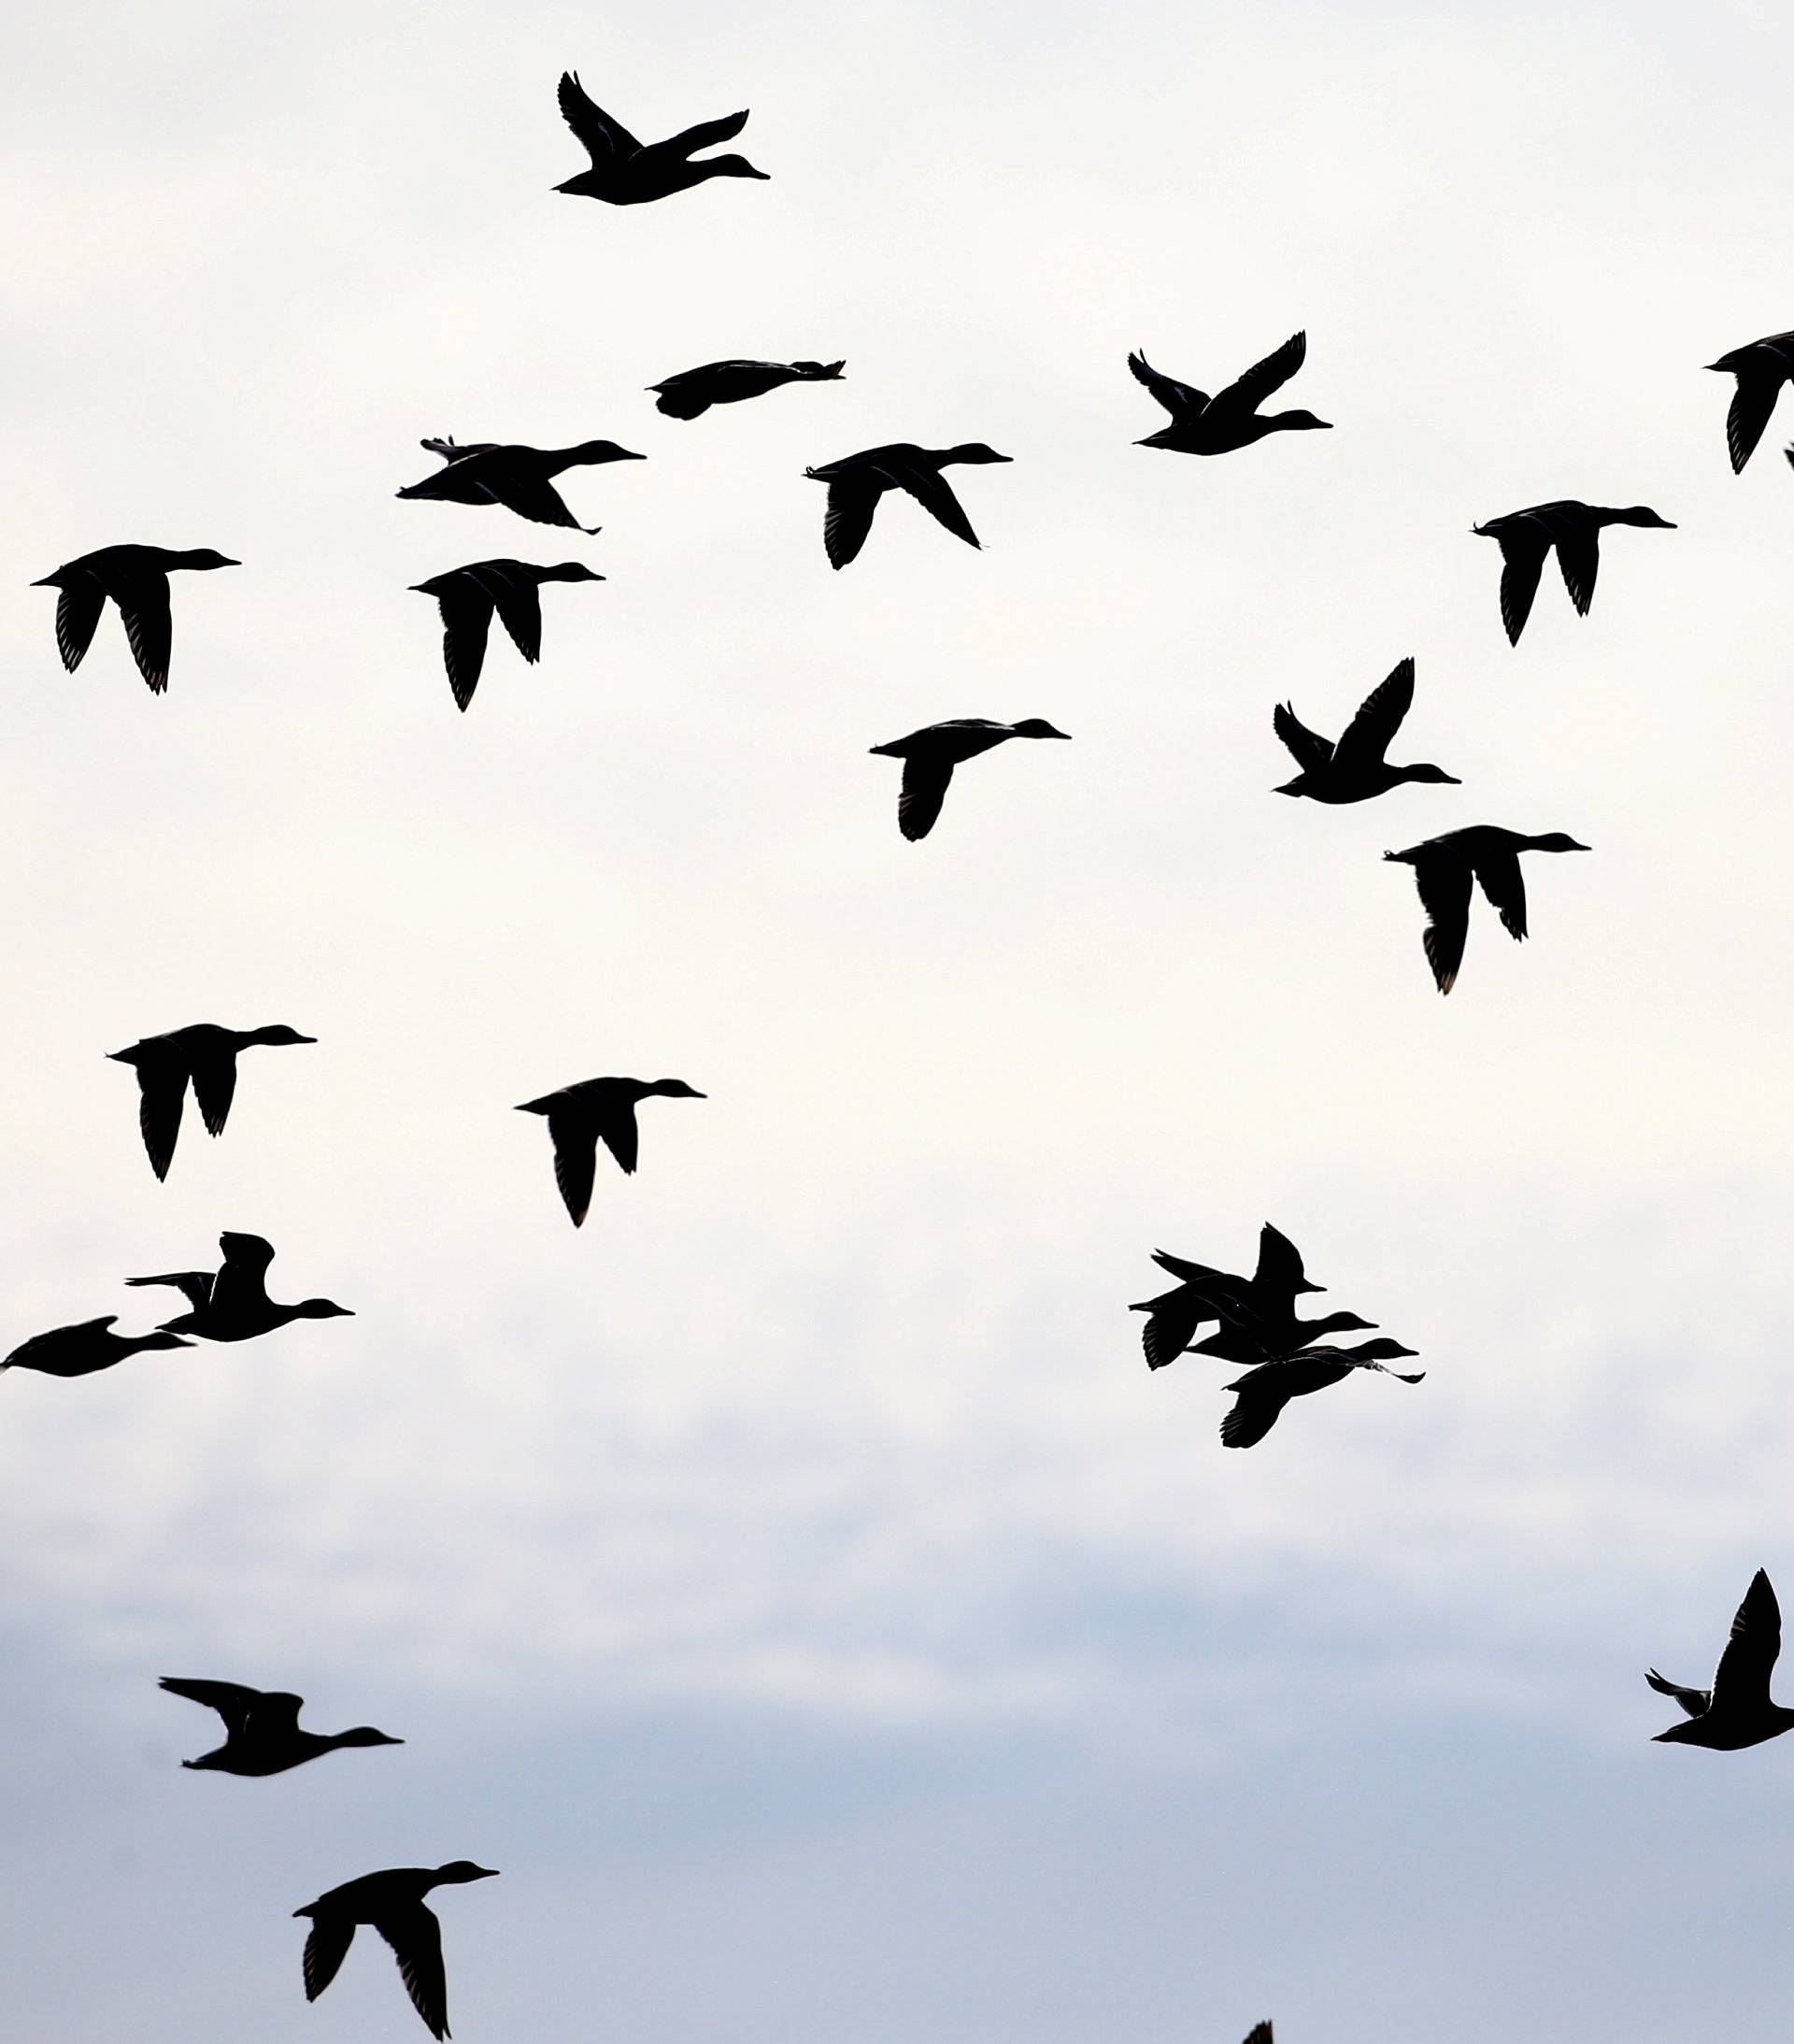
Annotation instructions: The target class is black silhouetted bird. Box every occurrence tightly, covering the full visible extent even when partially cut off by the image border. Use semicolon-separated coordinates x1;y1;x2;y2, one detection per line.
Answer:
294;1861;497;2039
107;1023;315;1180
1705;331;1794;471
517;1077;706;1225
1;1318;192;1378
1218;1340;1424;1449
804;443;1012;568
868;718;1071;840
1384;825;1589;994
127;1232;353;1341
409;561;604;710
649;358;845;419
1648;1570;1794;1751
1128;334;1330;454
554;72;767;204
1472;501;1674;644
160;1678;402;1775
1273;658;1459;804
1131;1223;1346;1370
31;545;238;694
397;438;642;533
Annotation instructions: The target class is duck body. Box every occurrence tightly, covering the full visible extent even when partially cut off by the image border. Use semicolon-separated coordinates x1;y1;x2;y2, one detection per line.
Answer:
1131;1222;1331;1370
1384;824;1589;994
295;1860;497;2039
31;544;238;693
1273;658;1459;804
127;1231;353;1341
397;440;643;533
107;1022;315;1179
1;1317;192;1378
554;72;767;203
516;1076;705;1226
804;442;1012;568
160;1677;402;1775
1706;330;1794;471
1219;1340;1424;1449
867;718;1070;840
649;357;845;419
1649;1570;1794;1750
1128;333;1330;454
409;560;604;710
1472;500;1674;643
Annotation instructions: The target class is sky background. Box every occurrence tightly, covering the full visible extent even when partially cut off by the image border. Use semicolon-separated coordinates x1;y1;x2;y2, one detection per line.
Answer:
5;0;1794;2037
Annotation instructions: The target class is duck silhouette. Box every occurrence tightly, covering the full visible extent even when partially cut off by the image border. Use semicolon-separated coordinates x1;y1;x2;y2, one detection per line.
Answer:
804;443;1012;568
1706;331;1794;471
1131;1223;1340;1370
107;1023;314;1179
397;438;642;534
127;1232;352;1341
409;561;604;710
1648;1570;1794;1750
1219;1340;1424;1449
160;1678;402;1775
1273;659;1458;803
31;544;237;694
868;718;1070;840
517;1076;705;1225
649;358;845;419
1129;334;1330;454
1473;501;1674;643
294;1861;497;2039
1384;825;1589;994
554;71;767;203
1;1318;192;1378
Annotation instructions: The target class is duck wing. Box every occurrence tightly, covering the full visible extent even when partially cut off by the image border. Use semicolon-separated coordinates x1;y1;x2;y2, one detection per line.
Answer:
1725;368;1786;473
429;582;494;711
557;71;642;163
125;1270;213;1309
1242;2026;1274;2044
594;1098;641;1177
212;1232;277;1314
1554;524;1599;615
545;1110;600;1225
1332;657;1415;771
822;475;883;569
1487;522;1550;644
898;757;954;841
479;468;592;534
1272;702;1332;772
890;464;982;550
188;1044;238;1137
1219;1365;1295;1449
1711;1569;1781;1709
1399;848;1474;994
1132;1289;1215;1370
376;1904;450;2041
1644;1667;1711;1720
52;577;106;672
662;108;750;157
133;1061;188;1180
159;1677;295;1737
1215;331;1306;413
1127;350;1208;418
472;567;544;665
1471;848;1528;942
301;1916;356;2003
116;573;173;694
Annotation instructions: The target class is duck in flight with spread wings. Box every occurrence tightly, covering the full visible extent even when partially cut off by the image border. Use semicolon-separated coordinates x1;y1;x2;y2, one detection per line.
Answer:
32;545;237;694
397;437;642;534
804;443;1012;568
1472;500;1674;644
107;1022;315;1179
1130;1223;1360;1371
409;560;604;710
294;1861;497;2040
127;1231;353;1341
1128;333;1331;454
1218;1339;1424;1450
1705;330;1794;471
516;1076;705;1226
1;1318;192;1379
649;358;845;419
1648;1569;1794;1750
553;71;767;204
1384;824;1588;995
868;718;1070;840
160;1678;402;1775
1273;658;1459;804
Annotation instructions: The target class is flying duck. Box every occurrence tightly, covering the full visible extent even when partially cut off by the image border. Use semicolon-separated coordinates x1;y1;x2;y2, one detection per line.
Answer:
804;443;1012;568
31;545;238;694
1273;658;1459;803
1218;1340;1424;1449
1128;334;1330;454
295;1861;497;2040
649;358;845;419
1;1318;192;1378
1705;332;1794;471
397;438;642;534
160;1678;402;1775
554;71;767;204
1131;1223;1342;1370
867;718;1071;841
107;1023;315;1180
409;560;604;710
516;1076;705;1226
1472;501;1674;643
1384;825;1588;994
127;1231;353;1341
1648;1570;1794;1751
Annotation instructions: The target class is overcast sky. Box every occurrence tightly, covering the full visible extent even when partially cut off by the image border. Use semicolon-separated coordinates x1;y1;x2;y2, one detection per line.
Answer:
5;0;1794;2037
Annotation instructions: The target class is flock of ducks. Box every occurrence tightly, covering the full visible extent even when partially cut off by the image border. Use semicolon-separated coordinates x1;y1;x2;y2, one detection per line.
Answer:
18;62;1794;2044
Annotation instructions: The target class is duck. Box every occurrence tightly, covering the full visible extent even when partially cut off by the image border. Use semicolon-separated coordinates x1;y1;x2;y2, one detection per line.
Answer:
397;438;643;534
1472;500;1674;644
126;1231;353;1341
868;718;1071;841
554;72;767;204
1648;1569;1794;1750
1128;334;1330;454
1218;1340;1424;1450
649;358;845;419
409;561;604;710
804;443;1012;569
294;1861;497;2040
107;1023;315;1180
1;1317;192;1378
159;1678;402;1775
31;544;238;694
1131;1223;1335;1370
1384;824;1589;995
1705;331;1794;471
516;1076;705;1226
1273;658;1459;804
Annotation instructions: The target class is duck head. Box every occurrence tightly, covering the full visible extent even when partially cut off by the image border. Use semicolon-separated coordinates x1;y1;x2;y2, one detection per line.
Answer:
178;550;241;570
792;360;846;379
542;563;606;582
1009;720;1071;740
648;1079;706;1099
293;1298;355;1320
942;443;1013;465
334;1725;405;1750
1610;506;1675;528
1527;833;1590;852
704;155;770;180
570;440;646;465
1308;1311;1377;1337
1268;410;1331;432
1397;764;1461;785
245;1025;317;1046
431;1861;500;1886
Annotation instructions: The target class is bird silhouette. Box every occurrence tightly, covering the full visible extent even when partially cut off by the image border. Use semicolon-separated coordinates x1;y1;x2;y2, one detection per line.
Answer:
294;1861;496;2039
1472;500;1674;643
1218;1340;1424;1449
868;718;1071;840
1705;331;1794;471
1384;825;1589;994
107;1023;315;1179
804;443;1012;568
31;545;237;694
397;439;642;534
160;1678;402;1775
516;1077;705;1225
409;560;604;710
1129;334;1330;454
553;72;767;203
1131;1223;1346;1370
649;358;844;419
1;1318;192;1378
1648;1570;1794;1750
1273;658;1459;804
127;1232;352;1341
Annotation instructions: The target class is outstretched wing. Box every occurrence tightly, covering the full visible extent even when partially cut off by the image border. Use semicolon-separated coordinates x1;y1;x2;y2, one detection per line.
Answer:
301;1918;356;2003
474;568;544;665
898;758;954;841
53;579;106;672
1219;1366;1293;1449
822;476;882;569
134;1063;187;1180
482;471;591;533
428;585;494;710
1491;526;1550;644
1333;657;1415;771
662;108;749;157
1725;369;1785;473
557;71;642;163
1217;330;1307;411
1644;1667;1711;1720
546;1110;599;1225
376;1906;450;2042
1712;1568;1782;1709
116;576;173;694
1407;852;1474;994
890;465;982;550
125;1270;213;1309
593;1100;640;1177
1127;350;1207;417
1253;1222;1317;1308
189;1048;237;1137
1554;526;1600;616
1472;849;1529;943
158;1676;274;1736
1272;701;1332;772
